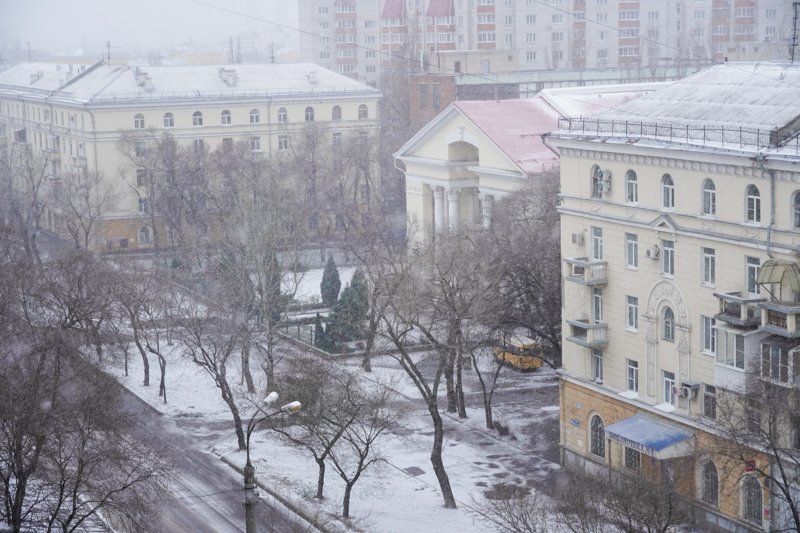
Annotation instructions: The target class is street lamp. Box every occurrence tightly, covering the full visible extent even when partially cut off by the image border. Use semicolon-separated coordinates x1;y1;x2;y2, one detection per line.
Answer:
243;393;301;533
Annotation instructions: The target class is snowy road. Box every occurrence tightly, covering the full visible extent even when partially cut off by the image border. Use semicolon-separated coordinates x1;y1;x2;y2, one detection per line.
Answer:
116;385;314;533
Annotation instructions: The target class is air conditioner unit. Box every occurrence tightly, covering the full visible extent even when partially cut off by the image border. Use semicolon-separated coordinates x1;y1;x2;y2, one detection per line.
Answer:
600;179;612;194
681;381;700;399
672;385;685;399
645;245;660;259
571;233;584;245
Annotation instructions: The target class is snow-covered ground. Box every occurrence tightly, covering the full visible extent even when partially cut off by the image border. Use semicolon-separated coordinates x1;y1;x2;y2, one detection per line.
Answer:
104;269;563;532
286;266;357;305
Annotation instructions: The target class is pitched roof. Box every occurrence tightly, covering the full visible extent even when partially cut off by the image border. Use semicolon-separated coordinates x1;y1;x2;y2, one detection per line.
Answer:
381;0;405;18
452;99;562;175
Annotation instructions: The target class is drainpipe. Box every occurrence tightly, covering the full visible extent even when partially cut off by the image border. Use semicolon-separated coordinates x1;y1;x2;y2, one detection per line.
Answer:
756;152;775;259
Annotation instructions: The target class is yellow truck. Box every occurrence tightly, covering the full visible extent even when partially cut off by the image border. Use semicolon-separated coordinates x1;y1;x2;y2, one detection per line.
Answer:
494;335;544;372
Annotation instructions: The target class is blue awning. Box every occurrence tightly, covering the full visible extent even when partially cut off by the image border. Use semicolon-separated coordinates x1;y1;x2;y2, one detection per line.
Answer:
604;414;694;460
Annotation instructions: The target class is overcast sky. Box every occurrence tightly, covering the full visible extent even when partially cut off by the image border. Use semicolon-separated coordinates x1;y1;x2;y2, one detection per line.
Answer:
0;0;297;54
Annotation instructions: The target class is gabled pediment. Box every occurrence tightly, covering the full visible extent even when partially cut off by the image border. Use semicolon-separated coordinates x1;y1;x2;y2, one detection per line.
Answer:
650;213;678;232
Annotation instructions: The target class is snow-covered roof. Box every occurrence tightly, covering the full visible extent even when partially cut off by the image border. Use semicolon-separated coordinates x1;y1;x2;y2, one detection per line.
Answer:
0;62;380;104
539;83;669;120
452;99;561;175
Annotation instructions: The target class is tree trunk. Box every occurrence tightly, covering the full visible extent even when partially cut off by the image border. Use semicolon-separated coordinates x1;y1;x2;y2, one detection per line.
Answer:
316;457;326;499
483;394;494;430
455;352;467;419
361;314;378;372
444;350;457;413
241;340;256;393
132;330;150;387
220;381;246;450
342;483;353;518
430;407;457;508
158;356;167;403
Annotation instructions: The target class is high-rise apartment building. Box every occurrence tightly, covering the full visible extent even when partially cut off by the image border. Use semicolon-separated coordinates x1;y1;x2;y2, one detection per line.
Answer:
298;0;794;85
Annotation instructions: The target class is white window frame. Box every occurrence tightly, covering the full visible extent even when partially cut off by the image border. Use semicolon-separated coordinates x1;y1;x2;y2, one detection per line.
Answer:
626;296;638;331
591;227;603;260
662;174;674;209
703;247;715;286
663;370;676;405
746;185;761;223
746;256;760;296
593;288;604;323
249;109;260;124
592;349;603;382
625;233;638;269
702;179;716;215
625;170;638;204
702;316;717;355
627;359;639;392
662;240;675;276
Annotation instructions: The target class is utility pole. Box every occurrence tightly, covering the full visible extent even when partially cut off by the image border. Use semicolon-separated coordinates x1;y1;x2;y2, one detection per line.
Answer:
792;1;800;64
243;459;259;533
27;41;31;62
106;41;111;65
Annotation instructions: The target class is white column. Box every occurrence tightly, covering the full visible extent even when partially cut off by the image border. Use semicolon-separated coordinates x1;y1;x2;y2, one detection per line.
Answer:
480;193;494;230
448;188;460;231
433;186;445;233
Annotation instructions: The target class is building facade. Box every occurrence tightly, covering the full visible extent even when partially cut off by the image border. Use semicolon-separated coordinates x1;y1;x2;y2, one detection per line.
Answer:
298;0;794;85
549;63;800;531
0;61;381;251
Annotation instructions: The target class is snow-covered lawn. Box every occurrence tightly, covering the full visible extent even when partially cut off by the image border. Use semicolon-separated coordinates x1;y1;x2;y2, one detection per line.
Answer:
287;266;357;305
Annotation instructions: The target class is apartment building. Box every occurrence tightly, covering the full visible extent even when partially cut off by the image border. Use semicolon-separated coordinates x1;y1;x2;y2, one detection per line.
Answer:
298;0;793;85
0;61;381;251
549;63;800;531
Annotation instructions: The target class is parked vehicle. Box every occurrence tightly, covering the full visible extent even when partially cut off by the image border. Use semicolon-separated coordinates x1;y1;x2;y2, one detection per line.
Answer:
494;334;543;372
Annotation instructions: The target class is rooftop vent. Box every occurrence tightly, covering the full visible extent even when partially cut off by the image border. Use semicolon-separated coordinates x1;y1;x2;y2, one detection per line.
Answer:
29;71;43;85
218;67;238;87
134;68;154;92
306;71;319;85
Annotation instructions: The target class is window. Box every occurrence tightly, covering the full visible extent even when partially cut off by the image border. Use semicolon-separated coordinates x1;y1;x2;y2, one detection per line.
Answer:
624;447;640;471
551;32;563;42
702;316;717;355
663;307;675;342
590;415;605;458
663;370;676;404
591;227;603;260
592;350;603;382
331;105;342;121
552;14;563;24
702;179;716;215
277;107;288;123
332;132;341;149
742;476;762;523
192;111;203;126
163;112;174;128
134;141;146;157
193;139;204;152
627;296;638;331
590;165;603;198
249;136;261;152
221;110;231;125
249;109;260;124
358;104;368;120
135;169;147;187
593;288;603;323
702;461;719;506
793;192;800;228
278;135;289;151
761;343;790;384
526;15;536;24
746;185;761;223
598;31;607;41
625;170;638;203
222;137;232;151
720;331;745;369
526;51;537;61
134;113;145;129
746;256;760;295
662;174;674;209
627;359;639;392
703;247;715;286
139;226;152;244
526;33;536;43
138;197;150;214
703;385;717;419
662;240;675;276
305;106;315;122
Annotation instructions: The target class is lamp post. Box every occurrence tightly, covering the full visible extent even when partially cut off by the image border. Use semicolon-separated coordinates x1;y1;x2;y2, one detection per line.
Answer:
243;392;301;533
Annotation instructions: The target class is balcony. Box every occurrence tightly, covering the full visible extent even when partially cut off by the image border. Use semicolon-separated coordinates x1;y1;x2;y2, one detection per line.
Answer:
759;301;800;338
564;257;607;286
713;291;764;328
566;318;608;348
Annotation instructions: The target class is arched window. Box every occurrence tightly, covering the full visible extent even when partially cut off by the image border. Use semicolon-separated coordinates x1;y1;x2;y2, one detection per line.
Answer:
662;174;674;209
590;415;605;458
702;179;716;215
793;192;800;229
702;461;719;506
192;111;203;126
163;112;174;128
277;107;288;123
742;476;762;523
249;109;260;124
221;110;231;125
591;165;603;198
133;113;145;129
663;307;675;342
626;170;638;203
358;104;368;119
331;105;342;121
746;185;761;223
139;226;152;244
305;106;315;122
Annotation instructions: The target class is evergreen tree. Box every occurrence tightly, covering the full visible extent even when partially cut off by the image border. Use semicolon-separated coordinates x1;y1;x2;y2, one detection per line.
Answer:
320;255;341;307
314;312;336;352
327;270;369;342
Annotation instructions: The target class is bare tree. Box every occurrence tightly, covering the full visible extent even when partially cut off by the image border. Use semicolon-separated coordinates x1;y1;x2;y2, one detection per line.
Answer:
54;168;112;251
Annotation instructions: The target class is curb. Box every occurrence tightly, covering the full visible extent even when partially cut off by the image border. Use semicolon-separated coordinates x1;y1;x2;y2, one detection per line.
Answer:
217;454;346;533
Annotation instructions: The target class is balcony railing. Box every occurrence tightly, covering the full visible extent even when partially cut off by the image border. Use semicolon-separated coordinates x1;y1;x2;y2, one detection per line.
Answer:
713;291;764;328
564;257;607;286
566;319;608;348
759;301;800;338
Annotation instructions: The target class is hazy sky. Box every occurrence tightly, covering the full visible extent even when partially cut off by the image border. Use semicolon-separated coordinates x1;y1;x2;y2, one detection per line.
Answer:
0;0;298;54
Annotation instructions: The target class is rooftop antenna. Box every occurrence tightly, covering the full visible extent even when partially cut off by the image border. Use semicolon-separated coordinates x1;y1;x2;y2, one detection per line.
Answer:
27;41;31;62
792;1;800;64
106;41;111;65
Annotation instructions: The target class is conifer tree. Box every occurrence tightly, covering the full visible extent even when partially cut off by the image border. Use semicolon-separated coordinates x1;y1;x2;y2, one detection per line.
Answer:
320;255;341;307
